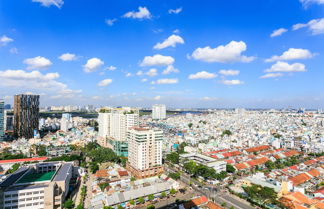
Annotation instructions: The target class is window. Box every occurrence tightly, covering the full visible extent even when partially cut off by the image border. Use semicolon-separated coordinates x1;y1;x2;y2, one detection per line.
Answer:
12;194;18;197
19;199;25;202
20;193;26;196
26;203;32;206
40;191;44;194
19;204;25;208
26;192;32;195
33;197;39;200
33;191;39;194
5;201;11;204
26;198;32;201
4;195;11;198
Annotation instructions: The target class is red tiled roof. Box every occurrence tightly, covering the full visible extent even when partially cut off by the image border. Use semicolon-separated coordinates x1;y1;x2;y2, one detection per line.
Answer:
234;163;249;170
307;169;320;177
246;157;269;167
304;159;317;166
224;159;235;164
205;149;229;155
245;145;270;153
283;150;300;158
206;201;224;209
289;173;312;186
183;196;209;209
118;170;129;177
222;151;242;158
289;165;298;170
0;157;48;164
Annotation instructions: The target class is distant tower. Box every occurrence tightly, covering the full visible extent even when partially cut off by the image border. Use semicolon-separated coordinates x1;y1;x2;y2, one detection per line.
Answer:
14;94;40;139
152;104;166;120
0;100;4;141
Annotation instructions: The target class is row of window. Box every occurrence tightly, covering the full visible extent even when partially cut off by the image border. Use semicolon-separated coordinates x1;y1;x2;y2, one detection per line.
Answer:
4;201;44;209
5;196;44;204
4;190;44;198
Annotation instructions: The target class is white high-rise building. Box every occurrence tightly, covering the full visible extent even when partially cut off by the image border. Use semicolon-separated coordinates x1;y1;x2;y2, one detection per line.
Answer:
60;113;72;132
152;104;166;120
98;107;139;141
127;127;164;178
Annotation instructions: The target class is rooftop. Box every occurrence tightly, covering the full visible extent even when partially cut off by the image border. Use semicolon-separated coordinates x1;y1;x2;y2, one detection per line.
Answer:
16;171;56;184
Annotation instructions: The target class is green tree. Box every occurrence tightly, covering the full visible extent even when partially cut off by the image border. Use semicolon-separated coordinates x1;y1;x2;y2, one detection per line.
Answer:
89;162;99;173
226;164;236;173
168;172;181;180
63;199;74;209
147;205;155;209
75;204;84;209
99;182;109;191
166;152;179;164
148;194;154;201
184;161;196;174
170;188;177;195
6;163;20;174
221;130;232;137
188;123;193;128
102;206;113;209
36;145;47;156
117;205;123;209
138;197;145;204
161;192;167;198
129;200;135;205
221;202;227;207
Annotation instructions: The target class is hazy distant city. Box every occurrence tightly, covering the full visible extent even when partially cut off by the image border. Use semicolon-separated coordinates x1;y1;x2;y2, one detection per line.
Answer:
1;1;324;209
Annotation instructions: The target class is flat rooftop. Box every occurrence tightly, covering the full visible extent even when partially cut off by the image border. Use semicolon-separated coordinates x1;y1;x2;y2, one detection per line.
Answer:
16;171;56;184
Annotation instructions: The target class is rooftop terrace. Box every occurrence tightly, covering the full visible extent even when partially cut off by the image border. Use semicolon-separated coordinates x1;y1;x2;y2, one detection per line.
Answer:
16;171;56;184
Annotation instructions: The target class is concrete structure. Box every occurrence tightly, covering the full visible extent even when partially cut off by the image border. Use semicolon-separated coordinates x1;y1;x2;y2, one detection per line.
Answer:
180;153;226;173
127;127;164;178
13;94;40;139
152;104;166;120
98;107;139;156
60;114;72;132
0;162;73;209
0;100;4;141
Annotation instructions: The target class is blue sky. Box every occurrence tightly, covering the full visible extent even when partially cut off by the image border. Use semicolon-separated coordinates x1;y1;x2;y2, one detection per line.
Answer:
0;0;324;108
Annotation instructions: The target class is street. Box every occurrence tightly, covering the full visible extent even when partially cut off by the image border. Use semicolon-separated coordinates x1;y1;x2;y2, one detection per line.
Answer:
166;166;254;209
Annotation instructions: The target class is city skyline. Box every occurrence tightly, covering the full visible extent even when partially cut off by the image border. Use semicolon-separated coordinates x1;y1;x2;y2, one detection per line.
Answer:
1;0;324;108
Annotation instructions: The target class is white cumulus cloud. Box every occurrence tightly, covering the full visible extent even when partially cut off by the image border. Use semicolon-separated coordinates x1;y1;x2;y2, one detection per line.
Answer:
270;28;288;37
188;71;217;79
140;54;175;66
59;53;77;61
0;35;13;46
141;78;148;82
265;61;306;73
191;41;255;63
146;68;158;77
154;34;184;50
221;80;244;85
24;56;52;70
219;70;240;76
107;65;117;71
98;79;112;87
300;0;324;8
123;7;151;19
293;18;324;35
265;48;314;62
162;65;180;74
155;78;178;84
32;0;64;8
0;69;80;95
83;58;104;73
260;73;284;79
105;18;117;26
168;7;182;14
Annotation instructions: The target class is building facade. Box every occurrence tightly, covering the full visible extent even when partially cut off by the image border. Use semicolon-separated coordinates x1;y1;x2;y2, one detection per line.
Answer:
152;104;166;120
0;100;4;141
13;94;40;139
127;127;164;178
98;107;139;156
0;162;73;209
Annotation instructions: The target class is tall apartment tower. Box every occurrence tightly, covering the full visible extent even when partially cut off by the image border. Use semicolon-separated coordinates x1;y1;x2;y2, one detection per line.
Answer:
127;127;164;178
14;94;40;139
152;104;166;120
0;100;4;141
98;107;139;156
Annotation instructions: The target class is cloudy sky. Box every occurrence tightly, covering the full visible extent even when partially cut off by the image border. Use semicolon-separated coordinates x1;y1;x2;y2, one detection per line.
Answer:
1;0;324;108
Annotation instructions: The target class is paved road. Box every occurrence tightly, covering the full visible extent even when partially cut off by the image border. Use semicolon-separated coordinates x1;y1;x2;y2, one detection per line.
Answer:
166;166;254;209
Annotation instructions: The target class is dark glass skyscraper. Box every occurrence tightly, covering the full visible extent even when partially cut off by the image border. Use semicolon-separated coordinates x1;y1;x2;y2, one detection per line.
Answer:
0;100;4;141
14;94;40;139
